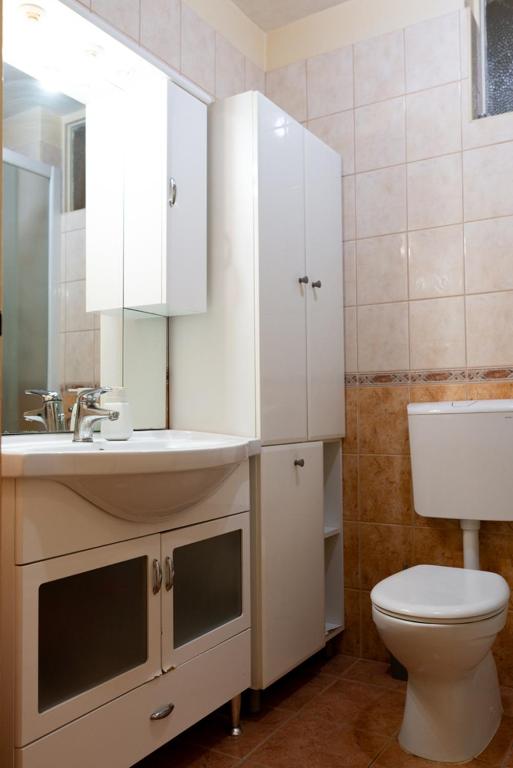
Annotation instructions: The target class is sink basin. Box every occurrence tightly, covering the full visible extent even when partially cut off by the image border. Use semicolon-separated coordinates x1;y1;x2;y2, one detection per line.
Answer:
2;430;258;522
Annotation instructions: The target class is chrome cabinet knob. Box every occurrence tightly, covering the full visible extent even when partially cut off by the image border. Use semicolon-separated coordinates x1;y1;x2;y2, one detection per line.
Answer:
312;280;322;288
298;276;309;285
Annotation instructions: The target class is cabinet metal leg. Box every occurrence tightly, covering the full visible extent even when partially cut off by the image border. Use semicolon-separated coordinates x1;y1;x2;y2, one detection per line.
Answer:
249;688;262;715
230;694;242;737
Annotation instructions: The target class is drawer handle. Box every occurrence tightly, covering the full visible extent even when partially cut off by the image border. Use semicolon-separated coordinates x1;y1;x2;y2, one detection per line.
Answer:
168;177;177;207
152;559;162;595
150;703;175;721
294;458;305;467
165;555;174;591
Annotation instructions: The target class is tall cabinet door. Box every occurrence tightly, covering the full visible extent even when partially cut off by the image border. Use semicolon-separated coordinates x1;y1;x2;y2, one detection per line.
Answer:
257;442;325;688
257;96;308;445
304;131;345;440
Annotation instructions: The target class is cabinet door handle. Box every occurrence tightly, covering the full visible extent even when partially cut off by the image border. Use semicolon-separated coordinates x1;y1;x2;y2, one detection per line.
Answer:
150;703;175;721
298;276;309;285
168;177;177;208
312;280;322;288
152;559;162;594
294;458;305;467
165;555;174;591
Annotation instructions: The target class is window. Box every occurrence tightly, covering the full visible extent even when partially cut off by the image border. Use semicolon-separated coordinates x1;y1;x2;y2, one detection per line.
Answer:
65;117;86;211
476;0;513;118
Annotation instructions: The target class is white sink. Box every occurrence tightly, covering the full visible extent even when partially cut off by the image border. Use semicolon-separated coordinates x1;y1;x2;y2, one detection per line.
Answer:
2;430;258;522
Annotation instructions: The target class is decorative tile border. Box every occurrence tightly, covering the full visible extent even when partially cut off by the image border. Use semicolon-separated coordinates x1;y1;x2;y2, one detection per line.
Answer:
345;367;513;387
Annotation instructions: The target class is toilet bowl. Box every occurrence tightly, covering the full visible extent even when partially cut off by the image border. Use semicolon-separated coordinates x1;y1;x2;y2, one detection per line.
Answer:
371;565;510;763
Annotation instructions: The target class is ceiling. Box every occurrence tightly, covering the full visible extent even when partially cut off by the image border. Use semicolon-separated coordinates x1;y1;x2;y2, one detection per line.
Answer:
232;0;350;31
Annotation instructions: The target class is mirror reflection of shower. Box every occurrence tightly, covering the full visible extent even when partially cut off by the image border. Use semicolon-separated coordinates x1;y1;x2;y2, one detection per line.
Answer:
2;64;87;433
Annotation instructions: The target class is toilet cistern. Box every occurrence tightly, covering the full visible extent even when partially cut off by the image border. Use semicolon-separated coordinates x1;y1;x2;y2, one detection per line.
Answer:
408;398;513;565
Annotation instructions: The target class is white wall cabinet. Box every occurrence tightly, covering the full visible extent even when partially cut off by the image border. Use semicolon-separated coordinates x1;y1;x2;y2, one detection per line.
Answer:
86;78;207;316
170;91;344;444
169;91;345;693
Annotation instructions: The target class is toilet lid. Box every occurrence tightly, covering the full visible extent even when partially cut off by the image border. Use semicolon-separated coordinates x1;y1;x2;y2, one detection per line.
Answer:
371;565;510;623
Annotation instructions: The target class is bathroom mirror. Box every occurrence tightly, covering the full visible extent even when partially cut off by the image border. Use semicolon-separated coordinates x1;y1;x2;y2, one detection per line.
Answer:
2;0;168;433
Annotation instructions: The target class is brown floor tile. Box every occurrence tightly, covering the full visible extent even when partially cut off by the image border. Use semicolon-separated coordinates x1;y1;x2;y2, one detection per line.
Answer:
476;715;513;765
251;712;388;768
373;741;483;768
353;689;405;737
342;659;405;690
134;740;240;768
299;678;385;727
264;666;337;712
318;652;359;678
185;706;292;760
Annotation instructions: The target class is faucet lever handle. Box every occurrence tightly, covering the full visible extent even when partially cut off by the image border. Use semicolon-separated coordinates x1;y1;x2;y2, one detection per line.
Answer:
78;386;112;404
25;389;61;403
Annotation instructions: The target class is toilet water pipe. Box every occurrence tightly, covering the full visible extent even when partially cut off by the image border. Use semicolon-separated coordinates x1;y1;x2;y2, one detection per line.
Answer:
460;519;480;570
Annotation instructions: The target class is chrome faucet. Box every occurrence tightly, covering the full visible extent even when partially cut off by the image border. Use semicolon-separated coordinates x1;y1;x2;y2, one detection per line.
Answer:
24;390;66;432
73;387;119;443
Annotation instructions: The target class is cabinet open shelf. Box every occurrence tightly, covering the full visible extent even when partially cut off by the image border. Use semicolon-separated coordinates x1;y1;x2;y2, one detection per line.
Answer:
323;442;344;642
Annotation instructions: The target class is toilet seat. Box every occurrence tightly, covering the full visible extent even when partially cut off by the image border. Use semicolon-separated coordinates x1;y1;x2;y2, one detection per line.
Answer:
371;564;509;625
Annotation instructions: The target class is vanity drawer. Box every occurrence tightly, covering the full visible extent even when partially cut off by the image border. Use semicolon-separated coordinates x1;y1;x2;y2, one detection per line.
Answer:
16;629;250;768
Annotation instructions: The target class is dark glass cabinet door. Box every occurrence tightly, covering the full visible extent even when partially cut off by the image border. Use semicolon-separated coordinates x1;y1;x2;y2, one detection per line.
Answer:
18;536;162;747
162;513;250;670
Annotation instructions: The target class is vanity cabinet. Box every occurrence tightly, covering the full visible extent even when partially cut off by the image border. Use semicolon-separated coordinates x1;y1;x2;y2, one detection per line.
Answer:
3;472;251;766
86;79;207;316
169;91;345;695
170;91;344;444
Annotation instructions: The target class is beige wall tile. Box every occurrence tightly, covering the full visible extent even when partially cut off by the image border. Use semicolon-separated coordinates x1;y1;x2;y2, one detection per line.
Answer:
409;296;466;370
356;165;407;239
266;61;307;123
355;97;406;173
405;11;460;93
344;307;357;373
181;4;216;95
245;58;265;93
308;111;354;175
465;217;513;294
65;330;95;387
407;154;463;231
91;0;140;40
65;228;86;282
65;281;95;333
343;241;356;307
357;302;409;372
343;175;356;241
408;224;464;300
464;142;513;222
307;46;353;120
356;233;408;305
406;82;461;162
466;291;513;367
354;30;405;108
215;34;245;99
140;0;180;70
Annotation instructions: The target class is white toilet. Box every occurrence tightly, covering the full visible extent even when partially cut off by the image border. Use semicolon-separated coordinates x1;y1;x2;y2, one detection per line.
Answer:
371;400;513;763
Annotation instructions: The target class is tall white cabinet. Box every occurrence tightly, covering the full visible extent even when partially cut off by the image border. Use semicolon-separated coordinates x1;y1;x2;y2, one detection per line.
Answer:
170;91;345;692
